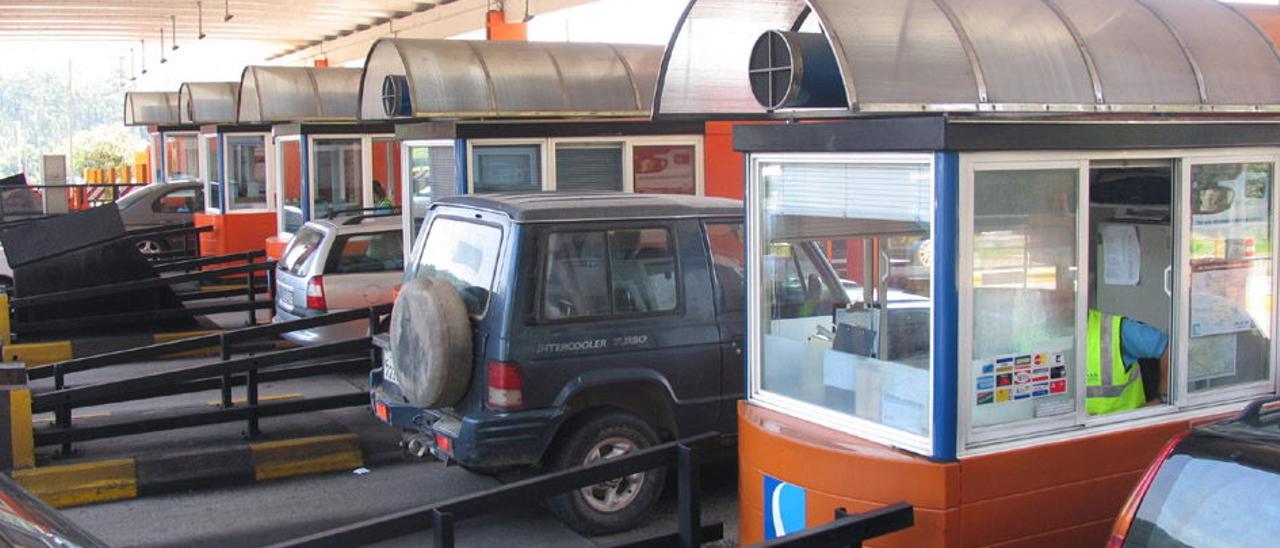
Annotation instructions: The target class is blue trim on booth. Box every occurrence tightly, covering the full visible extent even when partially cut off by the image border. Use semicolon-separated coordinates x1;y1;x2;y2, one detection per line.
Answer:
454;139;468;196
300;138;311;222
931;152;959;461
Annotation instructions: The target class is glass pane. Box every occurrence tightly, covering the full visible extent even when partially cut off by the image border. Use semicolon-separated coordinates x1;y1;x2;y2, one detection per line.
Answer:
543;232;610;320
634;145;696;194
204;136;220;210
413;217;503;316
372;139;401;209
473;145;541;193
1188;162;1273;393
313;139;362;220
407;144;456;241
280;140;304;234
707;223;746;313
325;231;404;274
226;135;267;210
757;159;933;437
556;144;623;192
280;226;325;276
154;188;198;214
609;228;677;313
971;169;1078;428
165;134;198;182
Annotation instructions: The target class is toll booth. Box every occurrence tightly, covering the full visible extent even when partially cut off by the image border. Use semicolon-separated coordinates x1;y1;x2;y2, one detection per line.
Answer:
234;66;393;259
358;38;727;255
175;81;276;257
123;91;198;184
655;0;1280;545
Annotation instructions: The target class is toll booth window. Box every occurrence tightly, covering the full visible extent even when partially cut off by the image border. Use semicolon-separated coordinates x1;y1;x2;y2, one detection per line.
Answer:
970;169;1079;429
226;135;267;210
165;134;198;182
406;144;456;241
371;138;401;209
1187;162;1273;395
473;144;542;193
280;140;304;234
634;145;697;195
556;143;624;192
313;139;362;219
203;135;221;210
754;158;934;441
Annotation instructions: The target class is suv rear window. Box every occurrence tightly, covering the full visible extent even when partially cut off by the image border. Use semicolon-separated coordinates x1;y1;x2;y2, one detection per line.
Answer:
541;228;678;321
325;231;403;274
413;217;503;315
280;227;325;276
1126;432;1280;547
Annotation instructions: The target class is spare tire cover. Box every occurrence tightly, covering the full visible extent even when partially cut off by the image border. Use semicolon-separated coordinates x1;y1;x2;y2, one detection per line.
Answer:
389;277;473;408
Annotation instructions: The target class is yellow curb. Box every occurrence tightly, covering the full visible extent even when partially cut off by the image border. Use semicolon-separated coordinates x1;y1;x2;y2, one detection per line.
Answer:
7;342;73;367
251;433;363;482
153;330;224;359
11;459;137;508
8;389;33;470
32;412;111;425
207;393;303;406
200;284;249;292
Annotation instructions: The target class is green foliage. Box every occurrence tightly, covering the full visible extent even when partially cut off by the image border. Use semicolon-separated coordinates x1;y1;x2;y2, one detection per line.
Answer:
0;63;138;183
72;127;146;172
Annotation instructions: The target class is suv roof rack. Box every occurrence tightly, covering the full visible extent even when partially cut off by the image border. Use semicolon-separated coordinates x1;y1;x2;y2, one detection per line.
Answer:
324;207;402;225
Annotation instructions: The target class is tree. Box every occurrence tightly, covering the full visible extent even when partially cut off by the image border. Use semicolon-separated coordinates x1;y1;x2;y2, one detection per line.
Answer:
72;126;146;173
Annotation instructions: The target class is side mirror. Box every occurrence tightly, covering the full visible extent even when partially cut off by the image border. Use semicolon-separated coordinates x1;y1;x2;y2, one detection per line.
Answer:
1193;184;1235;216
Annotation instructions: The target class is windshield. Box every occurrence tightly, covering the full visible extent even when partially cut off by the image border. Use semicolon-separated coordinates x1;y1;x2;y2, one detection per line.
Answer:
280;227;326;277
412;217;503;316
115;187;152;211
1126;436;1280;547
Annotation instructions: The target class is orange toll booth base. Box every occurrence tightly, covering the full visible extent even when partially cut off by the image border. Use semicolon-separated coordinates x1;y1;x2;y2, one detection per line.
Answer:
195;212;277;258
738;401;1201;547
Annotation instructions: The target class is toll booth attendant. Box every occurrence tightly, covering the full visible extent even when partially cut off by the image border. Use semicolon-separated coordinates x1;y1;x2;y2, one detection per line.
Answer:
1087;309;1169;415
373;180;394;210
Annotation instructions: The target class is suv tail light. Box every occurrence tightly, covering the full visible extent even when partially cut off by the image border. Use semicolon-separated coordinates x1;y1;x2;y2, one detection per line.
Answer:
486;361;524;411
1107;430;1190;547
306;276;327;311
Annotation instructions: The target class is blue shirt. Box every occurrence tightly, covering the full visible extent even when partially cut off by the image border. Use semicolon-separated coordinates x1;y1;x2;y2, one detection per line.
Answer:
1120;318;1168;371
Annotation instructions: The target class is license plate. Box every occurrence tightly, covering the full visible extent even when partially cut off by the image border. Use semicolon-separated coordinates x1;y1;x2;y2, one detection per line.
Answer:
382;351;400;385
276;284;294;309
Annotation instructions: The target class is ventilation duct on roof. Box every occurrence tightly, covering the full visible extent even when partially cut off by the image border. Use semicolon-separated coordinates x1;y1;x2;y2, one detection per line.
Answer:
748;30;844;111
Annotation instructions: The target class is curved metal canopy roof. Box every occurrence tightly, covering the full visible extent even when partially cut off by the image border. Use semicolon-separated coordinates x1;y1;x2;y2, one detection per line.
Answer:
237;66;363;124
358;38;663;120
179;82;240;125
123;91;180;127
655;0;1280;117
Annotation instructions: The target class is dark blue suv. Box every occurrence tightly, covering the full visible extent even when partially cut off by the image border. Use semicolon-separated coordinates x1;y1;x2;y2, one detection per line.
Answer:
370;193;760;535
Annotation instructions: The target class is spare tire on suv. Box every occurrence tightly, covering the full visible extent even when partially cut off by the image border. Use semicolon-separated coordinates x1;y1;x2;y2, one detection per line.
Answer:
389;277;473;407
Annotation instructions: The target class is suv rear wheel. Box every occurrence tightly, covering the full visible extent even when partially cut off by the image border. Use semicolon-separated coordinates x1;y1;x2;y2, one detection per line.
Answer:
546;410;665;536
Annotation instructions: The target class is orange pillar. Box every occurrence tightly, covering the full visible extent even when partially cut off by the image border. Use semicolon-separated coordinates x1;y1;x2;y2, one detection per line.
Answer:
486;10;527;41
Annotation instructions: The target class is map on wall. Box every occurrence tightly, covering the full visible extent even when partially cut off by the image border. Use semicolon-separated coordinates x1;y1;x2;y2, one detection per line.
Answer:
1190;261;1259;338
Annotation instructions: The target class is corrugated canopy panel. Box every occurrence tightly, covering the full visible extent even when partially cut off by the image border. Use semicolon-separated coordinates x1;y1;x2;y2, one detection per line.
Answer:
655;0;1280;117
179;82;240;125
237;66;362;123
358;38;662;120
123;91;179;126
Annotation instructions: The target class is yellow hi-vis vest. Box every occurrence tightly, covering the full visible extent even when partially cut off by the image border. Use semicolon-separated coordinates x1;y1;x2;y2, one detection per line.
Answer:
1086;310;1147;415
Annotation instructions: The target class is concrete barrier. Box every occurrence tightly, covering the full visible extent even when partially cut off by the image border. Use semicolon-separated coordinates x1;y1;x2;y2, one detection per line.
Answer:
11;433;363;508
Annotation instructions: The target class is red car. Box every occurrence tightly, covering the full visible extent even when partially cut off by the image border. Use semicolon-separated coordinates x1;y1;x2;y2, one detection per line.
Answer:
1109;396;1280;547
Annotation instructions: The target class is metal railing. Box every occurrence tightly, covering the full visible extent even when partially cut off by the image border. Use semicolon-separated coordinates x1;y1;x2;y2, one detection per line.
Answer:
271;433;725;548
30;304;392;455
759;503;914;548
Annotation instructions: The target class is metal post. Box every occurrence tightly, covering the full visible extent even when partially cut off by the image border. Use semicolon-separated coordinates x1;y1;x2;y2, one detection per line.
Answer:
55;404;72;457
219;333;233;408
246;267;256;326
677;443;701;548
54;363;64;391
267;267;277;317
431;509;454;548
834;508;859;548
245;362;260;438
368;307;380;366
